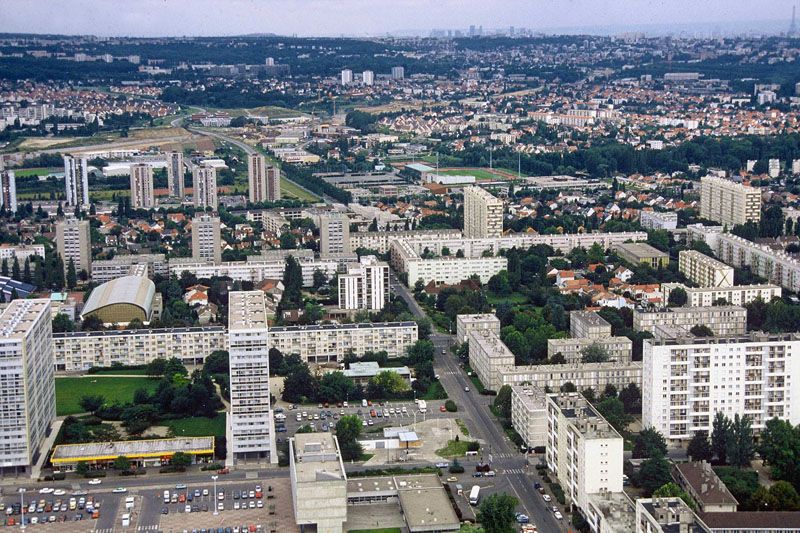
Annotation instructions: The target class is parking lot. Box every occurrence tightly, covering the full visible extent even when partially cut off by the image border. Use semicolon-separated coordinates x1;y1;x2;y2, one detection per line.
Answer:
0;487;122;532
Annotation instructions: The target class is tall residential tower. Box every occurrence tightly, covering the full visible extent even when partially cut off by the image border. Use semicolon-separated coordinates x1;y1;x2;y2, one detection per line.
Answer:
166;151;185;198
129;163;155;209
464;185;503;239
63;154;90;210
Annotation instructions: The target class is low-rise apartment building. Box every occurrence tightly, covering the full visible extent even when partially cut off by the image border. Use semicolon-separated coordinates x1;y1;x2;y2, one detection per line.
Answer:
678;250;734;288
456;313;501;344
290;432;348;533
91;253;169;283
633;306;747;336
349;229;462;254
673;461;738;513
716;233;800;293
570;310;612;339
546;392;624;515
510;386;548;450
170;255;351;287
635;497;710;533
390;237;508;285
0;243;45;262
547;336;633;364
614;242;670;269
660;282;781;307
642;332;800;440
468;329;516;391
639;211;678;231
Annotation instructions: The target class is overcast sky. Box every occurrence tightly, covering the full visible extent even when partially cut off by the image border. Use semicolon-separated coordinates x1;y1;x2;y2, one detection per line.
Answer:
1;0;796;37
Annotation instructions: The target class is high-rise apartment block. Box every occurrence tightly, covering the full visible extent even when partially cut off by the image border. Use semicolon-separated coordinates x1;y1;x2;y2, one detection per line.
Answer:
129;163;155;209
362;70;374;86
699;175;761;227
678;250;733;288
391;66;405;79
320;214;351;257
463;185;503;239
0;299;55;476
290;432;348;533
337;255;389;311
247;153;280;203
340;69;353;85
56;216;91;277
193;165;218;211
768;158;781;178
166;151;185;198
643;332;800;441
227;291;277;464
0;169;16;213
191;214;222;264
546;392;624;512
63;154;90;209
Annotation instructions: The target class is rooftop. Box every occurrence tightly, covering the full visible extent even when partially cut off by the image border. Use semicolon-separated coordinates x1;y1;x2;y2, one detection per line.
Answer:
548;392;621;440
51;437;214;463
615;242;669;259
511;386;547;411
639;498;709;533
587;492;636;532
270;321;416;333
0;299;50;340
291;432;346;484
673;461;738;509
81;275;156;319
570;310;612;328
679;249;731;269
700;511;800;529
396;474;460;531
343;361;411;379
228;291;268;331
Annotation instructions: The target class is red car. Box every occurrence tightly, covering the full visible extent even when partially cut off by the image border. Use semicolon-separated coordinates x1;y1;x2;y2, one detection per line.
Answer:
439;405;447;412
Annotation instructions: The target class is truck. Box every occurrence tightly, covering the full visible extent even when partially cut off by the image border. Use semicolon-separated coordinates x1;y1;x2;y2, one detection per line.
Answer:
418;400;427;413
468;485;481;506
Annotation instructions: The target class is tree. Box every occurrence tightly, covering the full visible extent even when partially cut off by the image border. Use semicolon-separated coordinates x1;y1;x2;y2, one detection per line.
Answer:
493;385;512;419
11;257;20;280
560;382;577;393
145;357;167;378
52;313;75;333
79;394;105;414
367;370;410;398
712;412;733;465
113;455;132;471
668;287;688;307
632;428;668;459
279;232;296;249
477;493;518;533
595;397;631;433
312;269;328;290
768;480;800;511
487;271;511;295
652;482;698;511
759;418;800;486
281;360;318;403
580;343;610;363
171;451;192;469
618;383;642;414
407;339;435;366
690;324;714;337
318;371;356;403
638;455;672;496
415;317;432;340
269;348;285;376
727;413;754;468
279;254;304;311
749;485;779;511
335;415;363;461
203;350;229;374
75;461;89;477
445;400;457;412
66;258;77;289
687;431;713;462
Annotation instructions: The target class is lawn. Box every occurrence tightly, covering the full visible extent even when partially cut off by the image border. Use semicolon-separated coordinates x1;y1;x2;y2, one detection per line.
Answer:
455;419;470;436
486;291;528;306
89;368;149;376
435;439;475;458
56;376;160;416
162;414;227;437
281;177;320;202
420;381;448;400
13;167;61;177
439;167;517;181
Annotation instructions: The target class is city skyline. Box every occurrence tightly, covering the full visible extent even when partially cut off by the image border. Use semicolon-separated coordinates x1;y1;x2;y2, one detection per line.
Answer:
1;0;798;37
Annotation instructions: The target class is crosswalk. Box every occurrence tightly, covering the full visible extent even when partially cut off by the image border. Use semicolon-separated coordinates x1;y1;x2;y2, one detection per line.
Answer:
137;525;159;531
493;452;517;459
502;468;526;474
94;529;113;533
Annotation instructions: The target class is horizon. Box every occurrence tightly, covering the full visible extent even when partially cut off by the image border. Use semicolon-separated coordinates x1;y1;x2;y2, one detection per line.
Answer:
0;0;797;38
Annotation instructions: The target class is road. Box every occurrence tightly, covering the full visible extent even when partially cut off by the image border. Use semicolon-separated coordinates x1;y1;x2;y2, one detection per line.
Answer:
389;271;568;532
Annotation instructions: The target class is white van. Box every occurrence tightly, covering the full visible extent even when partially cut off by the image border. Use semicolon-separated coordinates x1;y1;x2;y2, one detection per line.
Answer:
362;399;368;407
121;513;131;527
163;490;170;504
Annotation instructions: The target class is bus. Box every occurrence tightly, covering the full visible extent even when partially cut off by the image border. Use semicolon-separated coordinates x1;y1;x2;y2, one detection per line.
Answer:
469;485;481;506
418;400;427;413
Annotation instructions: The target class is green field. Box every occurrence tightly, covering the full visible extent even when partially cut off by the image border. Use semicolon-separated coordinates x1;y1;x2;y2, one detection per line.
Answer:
89;368;149;376
486;292;529;306
55;376;159;416
13;167;61;177
440;168;513;181
281;177;320;202
162;414;227;437
435;440;474;458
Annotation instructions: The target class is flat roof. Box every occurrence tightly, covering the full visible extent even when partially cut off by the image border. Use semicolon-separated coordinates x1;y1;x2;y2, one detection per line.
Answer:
292;432;345;484
570;310;611;328
395;474;460;532
0;299;50;340
228;291;268;331
615;242;669;258
51;437;214;463
53;326;225;339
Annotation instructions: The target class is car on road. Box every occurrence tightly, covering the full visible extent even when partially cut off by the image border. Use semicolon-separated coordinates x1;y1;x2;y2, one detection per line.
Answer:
551;506;559;513
554;511;563;520
361;420;367;426
53;490;65;496
111;488;127;494
542;494;551;502
435;462;449;468
440;405;447;412
38;488;54;494
485;471;496;477
446;477;458;482
472;472;482;477
515;513;529;524
464;386;470;392
175;483;187;489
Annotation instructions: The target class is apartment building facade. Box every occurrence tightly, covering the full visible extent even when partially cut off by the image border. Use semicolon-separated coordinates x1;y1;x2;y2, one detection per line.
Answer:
660;282;781;308
642;333;800;441
570;311;613;339
191;214;222;264
56;216;91;276
193;165;218;211
456;313;501;344
91;253;169;283
337;255;389;311
633;306;747;336
639;211;678;231
716;232;800;293
463;185;503;239
699;175;761;227
320;214;351;257
510;386;548;449
547;336;633;365
63;154;90;209
0;169;17;213
678;250;734;288
129;163;155;209
166;151;185;198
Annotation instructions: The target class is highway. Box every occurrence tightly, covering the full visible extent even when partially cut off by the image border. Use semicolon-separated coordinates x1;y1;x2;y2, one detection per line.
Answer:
389;271;569;532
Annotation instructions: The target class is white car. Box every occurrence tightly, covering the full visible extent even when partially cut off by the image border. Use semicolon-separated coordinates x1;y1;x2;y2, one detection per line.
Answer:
234;502;240;510
256;500;263;508
202;489;209;496
53;490;66;496
554;511;563;520
38;487;54;494
87;479;102;485
249;501;255;509
217;502;224;511
111;487;127;494
464;386;470;392
185;505;191;513
542;494;551;502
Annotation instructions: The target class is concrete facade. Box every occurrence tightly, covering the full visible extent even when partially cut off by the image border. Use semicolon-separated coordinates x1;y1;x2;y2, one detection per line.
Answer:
660;282;781;308
290;432;348;533
633;306;747;336
700;175;761;227
456;313;501;344
678;250;734;288
510;386;548;450
463;185;503;239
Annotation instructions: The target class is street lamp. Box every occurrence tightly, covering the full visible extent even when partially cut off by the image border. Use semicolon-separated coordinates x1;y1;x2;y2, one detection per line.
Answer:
211;475;219;516
19;488;26;530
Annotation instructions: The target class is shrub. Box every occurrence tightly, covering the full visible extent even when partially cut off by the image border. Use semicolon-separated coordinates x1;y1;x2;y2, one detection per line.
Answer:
445;400;457;412
467;441;480;452
550;483;566;505
449;460;465;474
200;463;223;471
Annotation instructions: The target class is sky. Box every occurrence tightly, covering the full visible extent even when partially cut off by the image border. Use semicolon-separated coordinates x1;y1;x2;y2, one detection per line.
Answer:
0;0;796;37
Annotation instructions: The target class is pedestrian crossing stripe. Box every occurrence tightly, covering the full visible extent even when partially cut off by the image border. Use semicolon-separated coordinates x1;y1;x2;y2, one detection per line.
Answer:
502;468;525;474
137;526;159;531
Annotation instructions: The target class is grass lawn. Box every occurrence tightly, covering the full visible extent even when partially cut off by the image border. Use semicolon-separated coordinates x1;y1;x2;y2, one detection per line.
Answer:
486;291;528;306
455;419;470;436
13;167;61;177
348;529;402;533
281;177;320;202
162;414;227;437
89;368;149;376
421;381;448;400
55;376;159;416
435;439;475;458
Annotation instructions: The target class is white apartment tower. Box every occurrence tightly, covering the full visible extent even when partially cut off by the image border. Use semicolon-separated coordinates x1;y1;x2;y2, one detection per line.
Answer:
227;291;277;464
391;66;405;80
678;250;734;288
193;165;218;211
340;69;353;85
0;299;55;477
337;255;390;311
166;151;185;198
699;175;761;227
55;216;91;277
0;169;16;213
546;392;624;513
362;70;374;86
643;333;800;441
129;163;155;209
464;185;503;239
63;154;90;210
191;214;222;264
247;153;280;203
320;214;351;257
